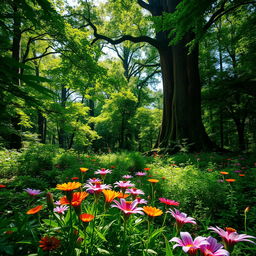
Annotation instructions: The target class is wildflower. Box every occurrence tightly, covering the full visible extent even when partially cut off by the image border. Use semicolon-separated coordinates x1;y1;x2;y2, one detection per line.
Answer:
209;227;256;252
54;205;69;214
220;172;229;175
135;172;147;176
117;192;130;199
5;230;14;235
110;165;116;169
71;177;79;180
80;213;95;222
39;236;60;251
143;206;163;217
233;170;241;173
46;192;54;210
102;190;120;203
148;179;159;183
56;182;81;191
114;181;135;189
84;182;111;194
239;174;245;177
244;206;250;213
225;179;236;183
111;198;144;216
144;168;151;171
126;188;144;196
95;168;112;175
136;197;148;204
200;236;229;256
122;175;133;179
0;184;6;188
168;208;196;232
87;178;101;184
80;168;88;172
170;232;208;256
60;192;89;206
159;197;180;206
27;205;43;215
55;200;61;205
24;188;42;196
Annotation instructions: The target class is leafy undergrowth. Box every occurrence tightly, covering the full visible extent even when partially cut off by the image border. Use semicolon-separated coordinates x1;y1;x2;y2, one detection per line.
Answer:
0;146;256;255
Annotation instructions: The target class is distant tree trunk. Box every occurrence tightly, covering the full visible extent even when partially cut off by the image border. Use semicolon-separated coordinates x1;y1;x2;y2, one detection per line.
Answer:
38;110;47;143
9;1;22;149
233;117;246;151
58;85;67;148
219;109;224;150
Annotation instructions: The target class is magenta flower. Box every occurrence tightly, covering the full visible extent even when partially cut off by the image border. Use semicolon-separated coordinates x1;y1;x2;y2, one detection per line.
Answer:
94;168;112;175
114;181;135;189
126;188;144;196
159;197;180;206
122;175;133;179
54;205;69;214
84;182;112;194
111;198;144;216
168;208;196;232
54;200;61;205
135;197;148;204
200;236;229;256
209;226;256;252
170;232;209;256
24;188;42;196
86;178;101;184
135;172;147;176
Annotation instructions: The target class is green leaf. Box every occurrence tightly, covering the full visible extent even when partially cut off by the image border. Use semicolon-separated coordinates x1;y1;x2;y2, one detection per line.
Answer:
144;249;158;254
42;219;58;227
97;248;110;254
16;241;32;244
95;228;107;242
164;237;174;256
149;227;165;240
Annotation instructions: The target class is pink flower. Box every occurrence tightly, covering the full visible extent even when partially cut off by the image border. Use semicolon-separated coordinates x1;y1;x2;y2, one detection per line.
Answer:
94;168;112;175
209;226;256;252
135;197;148;204
54;200;61;205
122;175;133;179
159;197;180;206
86;178;101;184
135;172;147;176
168;208;196;231
126;188;144;196
84;182;112;194
111;198;144;216
54;205;69;214
24;188;42;196
170;232;209;256
200;236;229;256
114;181;135;189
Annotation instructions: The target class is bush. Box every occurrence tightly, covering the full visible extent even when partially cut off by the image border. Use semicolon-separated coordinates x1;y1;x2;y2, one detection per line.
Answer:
0;150;20;178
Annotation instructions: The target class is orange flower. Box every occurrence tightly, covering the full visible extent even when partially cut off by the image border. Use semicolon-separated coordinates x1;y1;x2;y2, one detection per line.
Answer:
117;192;130;199
225;227;236;233
71;177;79;180
239;174;245;177
220;172;229;175
102;190;119;203
80;213;94;222
244;206;250;213
225;179;236;183
143;206;163;217
39;236;60;251
144;168;151;171
60;192;89;206
80;168;88;173
27;205;43;215
56;182;81;191
148;179;159;183
0;184;6;188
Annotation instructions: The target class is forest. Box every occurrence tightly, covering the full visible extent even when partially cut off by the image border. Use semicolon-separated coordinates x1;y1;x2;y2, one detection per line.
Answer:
0;0;256;255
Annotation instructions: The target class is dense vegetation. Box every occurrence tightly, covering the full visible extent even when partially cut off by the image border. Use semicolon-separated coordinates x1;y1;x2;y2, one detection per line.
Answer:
0;0;256;255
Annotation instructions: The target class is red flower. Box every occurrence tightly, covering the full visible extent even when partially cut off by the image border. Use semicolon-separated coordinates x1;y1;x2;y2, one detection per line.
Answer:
39;236;60;251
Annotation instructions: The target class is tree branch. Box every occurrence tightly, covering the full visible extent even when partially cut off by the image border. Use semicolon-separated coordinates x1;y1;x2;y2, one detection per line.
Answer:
137;0;153;13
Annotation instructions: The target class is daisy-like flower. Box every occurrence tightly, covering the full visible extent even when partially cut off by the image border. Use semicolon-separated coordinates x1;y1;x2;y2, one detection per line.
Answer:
27;205;43;215
114;181;135;189
84;182;111;194
135;197;148;204
56;182;81;191
71;177;79;180
55;200;61;205
159;197;180;206
225;179;236;183
117;192;130;199
126;188;144;196
122;175;133;179
24;188;42;196
54;205;69;214
200;236;230;256
220;172;229;175
39;236;60;251
170;232;209;256
144;167;151;171
94;168;112;175
168;208;196;232
60;192;89;206
87;178;101;184
208;226;256;252
80;168;88;173
143;206;163;217
0;184;6;188
102;190;120;203
148;179;159;183
80;213;94;222
111;198;144;216
135;172;147;176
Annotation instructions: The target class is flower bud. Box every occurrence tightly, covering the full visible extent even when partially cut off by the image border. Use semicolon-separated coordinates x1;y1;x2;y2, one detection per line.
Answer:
46;192;54;211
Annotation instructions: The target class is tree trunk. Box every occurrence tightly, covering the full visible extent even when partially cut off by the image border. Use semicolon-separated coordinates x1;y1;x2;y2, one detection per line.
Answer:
58;85;67;148
234;118;246;151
